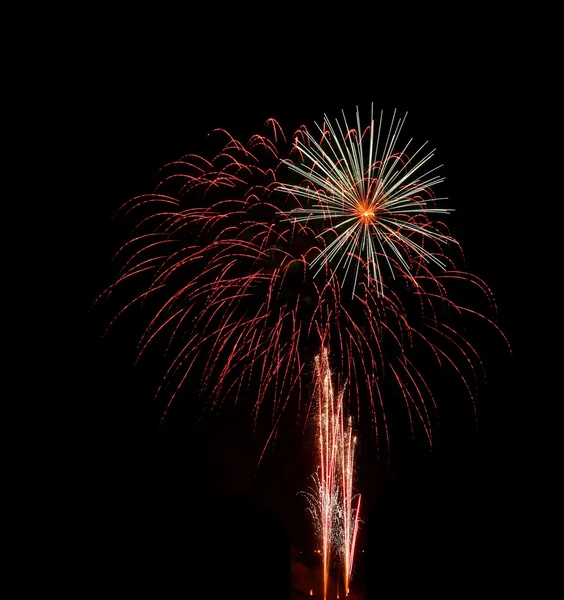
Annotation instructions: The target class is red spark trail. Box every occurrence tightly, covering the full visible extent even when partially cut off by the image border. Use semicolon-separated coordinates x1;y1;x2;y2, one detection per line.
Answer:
97;108;510;460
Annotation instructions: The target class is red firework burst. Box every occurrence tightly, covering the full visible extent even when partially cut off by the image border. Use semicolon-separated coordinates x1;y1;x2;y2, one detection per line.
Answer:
97;107;509;455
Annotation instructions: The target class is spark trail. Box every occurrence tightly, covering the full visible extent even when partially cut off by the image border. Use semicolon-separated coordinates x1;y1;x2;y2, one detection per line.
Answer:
301;346;361;599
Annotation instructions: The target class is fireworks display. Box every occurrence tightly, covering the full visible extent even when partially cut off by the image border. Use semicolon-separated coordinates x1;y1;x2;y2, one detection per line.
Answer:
98;106;508;457
95;102;514;598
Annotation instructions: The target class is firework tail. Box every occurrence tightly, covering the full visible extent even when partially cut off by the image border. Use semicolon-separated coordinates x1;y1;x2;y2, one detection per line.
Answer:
314;346;340;599
311;346;361;599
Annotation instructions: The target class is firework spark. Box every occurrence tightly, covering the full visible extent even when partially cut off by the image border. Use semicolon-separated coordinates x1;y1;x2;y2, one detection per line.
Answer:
316;346;342;599
97;107;509;456
339;415;361;597
300;346;361;599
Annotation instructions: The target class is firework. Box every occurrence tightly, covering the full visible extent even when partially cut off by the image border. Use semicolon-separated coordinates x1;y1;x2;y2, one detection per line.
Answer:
339;414;361;597
300;346;361;599
316;346;342;599
98;107;509;454
278;107;451;298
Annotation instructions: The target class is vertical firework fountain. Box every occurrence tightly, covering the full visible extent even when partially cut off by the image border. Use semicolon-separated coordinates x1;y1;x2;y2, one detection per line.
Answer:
316;347;340;599
302;346;361;599
339;413;361;598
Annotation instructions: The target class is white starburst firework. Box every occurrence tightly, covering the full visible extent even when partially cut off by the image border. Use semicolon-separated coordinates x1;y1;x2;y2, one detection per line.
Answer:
277;106;455;297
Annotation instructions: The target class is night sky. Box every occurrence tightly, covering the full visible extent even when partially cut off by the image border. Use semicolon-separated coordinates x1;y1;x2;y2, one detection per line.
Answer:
61;67;548;598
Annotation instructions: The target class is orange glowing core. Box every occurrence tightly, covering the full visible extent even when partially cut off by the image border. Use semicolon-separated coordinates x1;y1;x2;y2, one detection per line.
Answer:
357;202;376;222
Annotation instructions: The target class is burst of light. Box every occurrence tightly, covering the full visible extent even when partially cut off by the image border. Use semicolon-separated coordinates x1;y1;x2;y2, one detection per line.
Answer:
277;106;452;298
98;108;510;458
